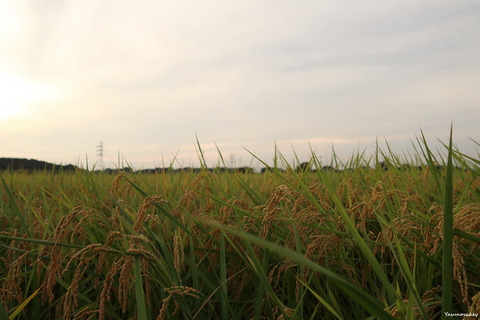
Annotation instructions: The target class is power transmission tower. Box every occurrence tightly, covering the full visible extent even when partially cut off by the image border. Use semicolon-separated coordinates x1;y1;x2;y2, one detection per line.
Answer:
229;153;236;168
96;142;104;170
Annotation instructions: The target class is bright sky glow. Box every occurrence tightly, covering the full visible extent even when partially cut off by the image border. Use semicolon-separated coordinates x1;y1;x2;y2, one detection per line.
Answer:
0;71;28;119
0;70;57;120
0;0;479;169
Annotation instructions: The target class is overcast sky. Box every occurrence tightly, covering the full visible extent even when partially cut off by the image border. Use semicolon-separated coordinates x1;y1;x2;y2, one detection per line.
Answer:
1;0;479;170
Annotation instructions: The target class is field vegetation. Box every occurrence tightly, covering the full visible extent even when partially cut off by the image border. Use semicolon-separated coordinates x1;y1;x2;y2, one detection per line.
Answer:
1;132;479;319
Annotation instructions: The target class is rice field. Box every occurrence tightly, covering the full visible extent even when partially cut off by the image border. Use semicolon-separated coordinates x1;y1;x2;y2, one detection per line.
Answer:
1;134;479;319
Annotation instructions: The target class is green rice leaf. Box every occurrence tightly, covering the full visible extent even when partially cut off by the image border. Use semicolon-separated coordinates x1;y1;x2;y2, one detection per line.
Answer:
8;288;41;320
134;256;149;320
442;125;454;319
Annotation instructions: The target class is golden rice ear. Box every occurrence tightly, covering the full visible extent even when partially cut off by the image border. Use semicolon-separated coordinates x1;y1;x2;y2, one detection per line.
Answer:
173;230;184;277
470;290;480;315
99;258;125;320
133;195;167;233
157;286;201;320
261;185;291;239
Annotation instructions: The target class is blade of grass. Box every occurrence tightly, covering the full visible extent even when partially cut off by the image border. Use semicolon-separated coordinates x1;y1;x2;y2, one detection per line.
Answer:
0;174;30;237
392;236;425;319
243;239;288;319
194;134;208;170
418;130;443;198
254;229;272;320
188;238;201;311
8;288;41;320
134;256;149;320
442;125;454;319
293;222;304;320
0;300;8;320
297;277;344;320
219;234;228;320
0;235;84;250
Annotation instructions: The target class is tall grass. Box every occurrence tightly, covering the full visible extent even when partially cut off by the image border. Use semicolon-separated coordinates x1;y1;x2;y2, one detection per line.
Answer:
0;133;479;319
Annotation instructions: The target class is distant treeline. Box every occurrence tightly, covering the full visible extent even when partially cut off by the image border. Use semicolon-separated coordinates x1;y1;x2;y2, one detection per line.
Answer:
0;158;78;173
1;158;448;174
102;166;257;174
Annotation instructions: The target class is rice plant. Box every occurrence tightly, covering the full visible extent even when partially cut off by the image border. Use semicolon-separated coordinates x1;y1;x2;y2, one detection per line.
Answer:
0;132;479;319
